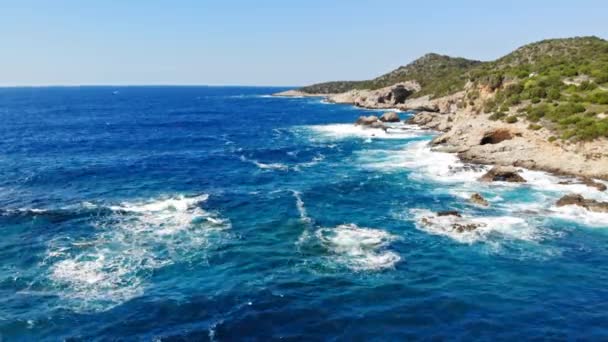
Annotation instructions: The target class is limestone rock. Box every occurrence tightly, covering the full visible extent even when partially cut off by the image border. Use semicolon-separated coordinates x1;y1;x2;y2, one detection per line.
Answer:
556;194;608;213
355;115;380;126
380;112;400;122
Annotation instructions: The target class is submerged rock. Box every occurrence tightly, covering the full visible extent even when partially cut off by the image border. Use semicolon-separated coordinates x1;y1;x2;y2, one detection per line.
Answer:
556;194;608;213
379;111;400;122
480;166;526;183
470;193;489;206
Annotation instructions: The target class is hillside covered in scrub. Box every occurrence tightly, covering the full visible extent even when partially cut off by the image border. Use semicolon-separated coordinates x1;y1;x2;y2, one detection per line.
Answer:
296;36;608;141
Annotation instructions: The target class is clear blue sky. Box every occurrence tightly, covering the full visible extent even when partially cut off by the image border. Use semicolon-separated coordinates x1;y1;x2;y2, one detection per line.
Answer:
2;0;607;86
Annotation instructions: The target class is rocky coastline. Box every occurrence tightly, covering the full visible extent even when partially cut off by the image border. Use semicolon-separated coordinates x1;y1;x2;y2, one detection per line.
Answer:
274;84;608;181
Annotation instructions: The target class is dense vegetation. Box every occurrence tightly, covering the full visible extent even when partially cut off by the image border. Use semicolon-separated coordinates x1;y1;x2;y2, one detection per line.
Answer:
301;36;608;141
472;36;608;141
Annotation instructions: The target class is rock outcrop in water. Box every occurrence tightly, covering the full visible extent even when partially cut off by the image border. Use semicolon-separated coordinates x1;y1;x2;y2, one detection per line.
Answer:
379;112;400;122
556;194;608;213
470;193;489;206
480;166;526;183
419;211;485;233
355;115;380;126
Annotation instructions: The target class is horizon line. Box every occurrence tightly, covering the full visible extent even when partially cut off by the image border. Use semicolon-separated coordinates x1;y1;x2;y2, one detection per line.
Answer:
0;84;299;88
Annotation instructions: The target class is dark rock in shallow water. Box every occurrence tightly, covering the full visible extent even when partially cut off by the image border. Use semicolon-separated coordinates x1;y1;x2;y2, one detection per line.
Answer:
437;210;461;217
452;223;481;233
581;177;607;191
556;194;608;213
480;166;526;183
470;193;489;206
558;177;606;191
379;112;400;122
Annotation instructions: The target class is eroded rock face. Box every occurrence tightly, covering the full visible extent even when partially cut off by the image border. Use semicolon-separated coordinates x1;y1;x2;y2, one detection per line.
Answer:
380;112;400;122
480;166;526;183
470;193;489;206
480;129;513;145
556;194;608;213
391;85;413;104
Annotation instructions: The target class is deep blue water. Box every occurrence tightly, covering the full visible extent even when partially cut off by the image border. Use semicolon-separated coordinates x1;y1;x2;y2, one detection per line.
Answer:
1;86;607;340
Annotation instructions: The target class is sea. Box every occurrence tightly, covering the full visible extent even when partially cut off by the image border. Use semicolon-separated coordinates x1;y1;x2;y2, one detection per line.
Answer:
0;86;607;340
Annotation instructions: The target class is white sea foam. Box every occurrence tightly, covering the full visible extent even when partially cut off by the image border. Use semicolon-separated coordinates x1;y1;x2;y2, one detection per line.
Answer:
520;170;608;201
548;205;608;228
46;194;229;311
292;190;312;224
315;224;400;271
359;140;489;183
306;123;425;140
294;154;325;170
410;209;544;244
240;155;289;171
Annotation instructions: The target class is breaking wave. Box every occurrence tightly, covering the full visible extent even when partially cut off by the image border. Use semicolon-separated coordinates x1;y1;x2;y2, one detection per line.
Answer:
358;140;489;182
314;224;401;271
44;194;230;311
304;123;426;140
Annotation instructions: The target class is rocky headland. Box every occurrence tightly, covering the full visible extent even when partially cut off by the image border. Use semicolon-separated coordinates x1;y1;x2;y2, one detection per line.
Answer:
274;36;608;182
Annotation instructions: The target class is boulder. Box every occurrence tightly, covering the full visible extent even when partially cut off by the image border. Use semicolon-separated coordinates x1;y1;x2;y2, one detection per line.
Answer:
556;194;608;213
480;166;526;183
380;112;400;122
355;115;380;126
470;193;489;206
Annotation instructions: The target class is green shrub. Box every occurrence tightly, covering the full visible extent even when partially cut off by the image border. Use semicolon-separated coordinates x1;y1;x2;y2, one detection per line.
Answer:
578;81;597;91
547;88;562;100
587;91;608;104
505;116;518;123
548;136;557;142
528;123;542;130
489;112;507;121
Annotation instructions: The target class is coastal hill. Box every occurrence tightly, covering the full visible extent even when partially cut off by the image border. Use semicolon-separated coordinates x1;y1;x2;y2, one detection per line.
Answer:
276;36;608;179
301;53;482;98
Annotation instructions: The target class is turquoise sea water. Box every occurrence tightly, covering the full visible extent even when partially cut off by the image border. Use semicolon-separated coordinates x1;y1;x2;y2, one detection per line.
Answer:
0;86;607;340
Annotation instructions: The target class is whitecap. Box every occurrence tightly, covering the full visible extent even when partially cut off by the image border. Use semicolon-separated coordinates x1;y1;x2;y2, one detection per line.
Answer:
45;194;229;311
314;224;400;271
304;123;425;140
